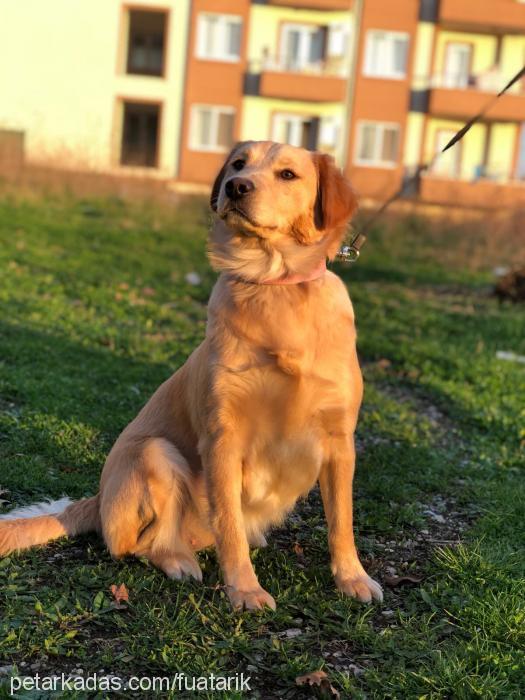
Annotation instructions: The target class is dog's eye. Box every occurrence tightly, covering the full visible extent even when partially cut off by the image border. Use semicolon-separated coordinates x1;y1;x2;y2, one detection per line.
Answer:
280;169;296;180
231;159;245;171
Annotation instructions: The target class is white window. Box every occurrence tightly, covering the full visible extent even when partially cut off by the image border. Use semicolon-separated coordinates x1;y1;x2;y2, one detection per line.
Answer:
190;105;235;152
196;13;242;62
280;24;326;72
318;117;341;152
355;122;400;167
327;23;350;59
272;113;314;149
432;129;461;178
364;31;409;79
443;43;471;88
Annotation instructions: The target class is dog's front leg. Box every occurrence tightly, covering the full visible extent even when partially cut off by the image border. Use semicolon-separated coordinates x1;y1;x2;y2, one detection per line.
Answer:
319;434;383;603
205;436;276;612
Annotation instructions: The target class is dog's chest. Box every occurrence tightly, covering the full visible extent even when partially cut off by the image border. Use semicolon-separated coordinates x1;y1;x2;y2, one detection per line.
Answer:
210;275;358;506
232;362;351;509
242;430;323;509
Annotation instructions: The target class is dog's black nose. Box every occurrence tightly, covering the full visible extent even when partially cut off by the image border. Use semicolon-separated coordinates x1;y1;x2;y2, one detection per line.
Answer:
225;177;254;200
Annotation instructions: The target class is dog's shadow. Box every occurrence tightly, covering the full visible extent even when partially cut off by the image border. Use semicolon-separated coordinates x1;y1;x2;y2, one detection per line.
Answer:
0;319;177;500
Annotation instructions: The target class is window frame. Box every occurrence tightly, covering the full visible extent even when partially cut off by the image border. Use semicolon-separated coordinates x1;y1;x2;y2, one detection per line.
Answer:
431;128;462;178
189;104;236;153
119;99;163;169
271;112;314;148
318;116;341;152
126;8;169;77
442;41;472;89
363;30;409;80
279;23;326;72
195;13;243;63
355;120;401;168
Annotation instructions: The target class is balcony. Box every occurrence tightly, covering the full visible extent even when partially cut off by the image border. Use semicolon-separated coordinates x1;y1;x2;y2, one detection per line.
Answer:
245;58;347;102
261;0;352;10
439;0;525;34
428;70;525;121
420;174;525;209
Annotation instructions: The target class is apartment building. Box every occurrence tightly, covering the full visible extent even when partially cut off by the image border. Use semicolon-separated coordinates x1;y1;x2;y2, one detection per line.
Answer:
0;0;191;177
1;0;525;207
177;0;354;183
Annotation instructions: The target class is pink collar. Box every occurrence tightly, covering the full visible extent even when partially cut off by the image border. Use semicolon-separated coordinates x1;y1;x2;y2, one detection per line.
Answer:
260;259;327;285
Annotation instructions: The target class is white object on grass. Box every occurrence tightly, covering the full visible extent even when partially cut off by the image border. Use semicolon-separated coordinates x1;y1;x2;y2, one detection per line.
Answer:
496;351;525;365
185;272;202;286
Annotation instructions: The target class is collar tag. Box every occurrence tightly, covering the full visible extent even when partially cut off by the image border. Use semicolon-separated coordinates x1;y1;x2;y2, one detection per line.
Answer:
335;231;366;263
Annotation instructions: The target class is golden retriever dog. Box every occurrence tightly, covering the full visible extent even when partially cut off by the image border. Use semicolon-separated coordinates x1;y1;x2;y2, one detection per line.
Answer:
0;141;382;610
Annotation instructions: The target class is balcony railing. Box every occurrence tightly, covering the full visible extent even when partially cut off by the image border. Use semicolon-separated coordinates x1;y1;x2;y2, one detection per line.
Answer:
245;57;347;101
431;68;525;95
248;55;349;79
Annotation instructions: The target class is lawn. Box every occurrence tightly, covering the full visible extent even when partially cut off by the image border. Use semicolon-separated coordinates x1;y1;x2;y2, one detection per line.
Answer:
0;193;523;699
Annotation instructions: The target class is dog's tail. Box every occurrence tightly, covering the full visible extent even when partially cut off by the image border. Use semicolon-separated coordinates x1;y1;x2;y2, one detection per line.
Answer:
0;495;100;556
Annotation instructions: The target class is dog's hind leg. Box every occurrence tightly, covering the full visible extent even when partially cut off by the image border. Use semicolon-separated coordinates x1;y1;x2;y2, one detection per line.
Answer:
100;437;204;581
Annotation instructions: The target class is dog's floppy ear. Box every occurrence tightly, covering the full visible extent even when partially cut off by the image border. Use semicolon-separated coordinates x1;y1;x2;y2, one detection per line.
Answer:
313;153;358;231
210;142;250;212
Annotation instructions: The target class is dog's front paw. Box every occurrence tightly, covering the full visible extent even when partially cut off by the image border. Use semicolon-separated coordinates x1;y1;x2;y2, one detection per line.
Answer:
336;573;383;603
226;585;276;612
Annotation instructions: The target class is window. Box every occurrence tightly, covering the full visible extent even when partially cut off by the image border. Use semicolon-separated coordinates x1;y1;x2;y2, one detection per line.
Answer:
327;23;350;59
127;10;167;76
326;23;351;76
196;14;242;62
190;106;235;152
356;122;400;166
432;129;461;178
443;43;471;88
272;114;316;149
364;31;409;79
121;102;160;167
318;117;341;153
280;24;327;72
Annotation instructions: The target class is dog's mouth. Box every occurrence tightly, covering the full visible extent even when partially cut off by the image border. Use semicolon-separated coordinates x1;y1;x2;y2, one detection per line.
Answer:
221;205;259;230
221;205;278;234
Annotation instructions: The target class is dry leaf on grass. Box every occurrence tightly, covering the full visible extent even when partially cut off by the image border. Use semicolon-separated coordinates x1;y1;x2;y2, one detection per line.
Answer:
110;583;129;607
293;542;305;564
384;574;423;588
296;670;340;698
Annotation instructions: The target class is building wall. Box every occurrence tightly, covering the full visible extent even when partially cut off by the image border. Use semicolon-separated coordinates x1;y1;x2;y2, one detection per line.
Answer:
500;35;525;92
0;0;190;176
411;21;435;90
177;0;251;184
345;0;420;198
240;2;353;166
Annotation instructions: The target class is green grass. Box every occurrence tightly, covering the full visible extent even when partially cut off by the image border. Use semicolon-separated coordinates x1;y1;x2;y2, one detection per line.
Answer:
0;194;523;699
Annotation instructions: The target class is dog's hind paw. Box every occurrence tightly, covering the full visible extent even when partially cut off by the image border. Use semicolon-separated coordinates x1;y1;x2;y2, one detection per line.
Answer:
158;554;203;582
227;585;276;612
336;573;383;603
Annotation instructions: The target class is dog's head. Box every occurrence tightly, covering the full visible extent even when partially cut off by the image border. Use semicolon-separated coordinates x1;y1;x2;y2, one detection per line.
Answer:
209;141;357;282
